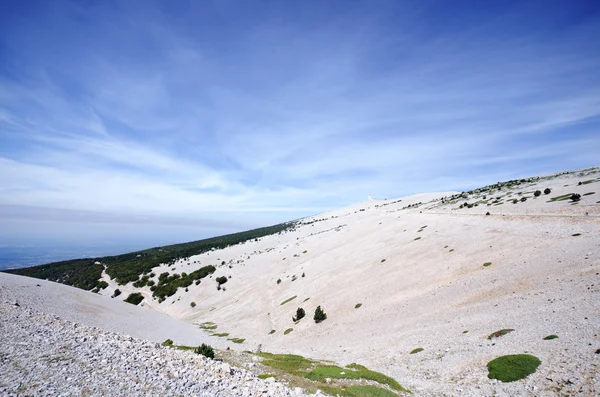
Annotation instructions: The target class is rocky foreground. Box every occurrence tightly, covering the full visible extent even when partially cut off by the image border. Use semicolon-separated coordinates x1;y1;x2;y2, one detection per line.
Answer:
0;297;312;397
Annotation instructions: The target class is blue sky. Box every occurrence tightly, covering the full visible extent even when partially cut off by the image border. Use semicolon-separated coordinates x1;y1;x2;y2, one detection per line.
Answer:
1;0;599;255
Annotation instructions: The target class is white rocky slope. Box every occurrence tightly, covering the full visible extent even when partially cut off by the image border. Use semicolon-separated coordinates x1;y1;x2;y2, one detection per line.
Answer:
0;273;313;397
98;167;600;396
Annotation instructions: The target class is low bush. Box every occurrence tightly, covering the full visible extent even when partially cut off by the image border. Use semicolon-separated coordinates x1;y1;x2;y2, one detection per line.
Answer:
488;328;514;339
112;289;121;298
293;307;305;321
314;306;327;323
487;354;541;382
216;276;228;285
544;188;551;194
534;190;541;197
124;292;144;305
571;193;581;202
355;303;362;309
512;199;518;204
410;348;424;354
543;334;558;340
195;343;215;359
190;301;196;308
162;339;174;347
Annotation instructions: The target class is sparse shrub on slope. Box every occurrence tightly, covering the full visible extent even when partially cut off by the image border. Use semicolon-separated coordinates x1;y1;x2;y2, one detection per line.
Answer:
112;289;121;298
544;188;551;194
534;190;541;197
314;306;327;323
216;276;228;285
571;193;581;202
293;307;305;322
195;343;215;359
124;292;144;305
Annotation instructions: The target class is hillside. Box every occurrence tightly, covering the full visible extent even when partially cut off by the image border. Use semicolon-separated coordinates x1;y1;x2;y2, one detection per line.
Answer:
3;166;600;396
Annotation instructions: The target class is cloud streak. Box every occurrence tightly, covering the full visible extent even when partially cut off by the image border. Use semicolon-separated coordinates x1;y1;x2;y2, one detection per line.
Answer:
0;0;599;251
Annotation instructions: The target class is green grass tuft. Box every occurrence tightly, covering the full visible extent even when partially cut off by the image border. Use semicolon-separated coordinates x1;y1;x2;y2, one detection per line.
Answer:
256;352;313;375
199;321;217;330
487;354;541;382
304;364;409;393
355;303;362;309
269;329;276;334
284;328;293;335
280;295;297;305
543;334;558;340
572;233;581;236
258;374;276;379
414;237;421;241
212;332;229;337
410;348;424;354
227;337;245;344
488;328;515;339
483;262;492;267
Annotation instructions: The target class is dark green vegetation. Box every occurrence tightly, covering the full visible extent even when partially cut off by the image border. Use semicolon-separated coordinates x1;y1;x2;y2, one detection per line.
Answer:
258;374;276;380
4;221;295;290
212;332;229;337
199;321;217;330
355;303;362;309
320;385;398;397
284;328;294;335
153;265;216;302
269;329;276;335
256;352;314;376
162;339;174;347
483;262;492;267
543;334;559;340
124;292;144;305
548;193;575;202
488;329;515;339
227;337;245;344
314;306;327;323
195;343;215;359
293;307;306;321
487;354;541;382
410;348;424;354
572;233;581;237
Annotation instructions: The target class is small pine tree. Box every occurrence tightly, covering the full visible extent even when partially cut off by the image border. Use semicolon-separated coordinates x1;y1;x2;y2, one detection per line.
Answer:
571;193;581;202
534;190;541;197
544;188;551;195
195;343;215;359
314;306;327;323
293;307;305;321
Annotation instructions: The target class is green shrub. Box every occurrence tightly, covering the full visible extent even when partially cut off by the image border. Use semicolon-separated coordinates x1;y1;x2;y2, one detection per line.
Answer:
487;354;541;382
162;339;174;347
483;262;492;267
112;289;121;298
512;199;518;204
571;193;581;202
293;307;305;321
269;329;276;334
284;328;293;335
314;306;327;323
544;188;551;194
534;190;541;197
355;303;362;309
195;343;215;359
488;328;514;339
277;278;281;284
124;292;144;305
216;276;228;285
280;296;297;305
190;301;196;308
543;334;558;340
410;348;424;354
520;197;527;202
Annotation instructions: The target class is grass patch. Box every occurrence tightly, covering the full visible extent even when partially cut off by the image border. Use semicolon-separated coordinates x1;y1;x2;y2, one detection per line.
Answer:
380;259;386;263
355;303;362;309
583;192;595;196
258;374;276;379
543;334;558;340
414;237;421;241
256;352;314;375
572;233;581;236
269;329;276;335
280;295;297;305
410;348;424;354
581;179;596;184
487;354;541;382
483;262;492;267
284;328;294;335
548;193;574;202
305;364;409;393
320;385;399;397
488;328;514;339
449;249;454;252
199;322;217;330
303;297;310;302
227;337;245;344
212;332;229;337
